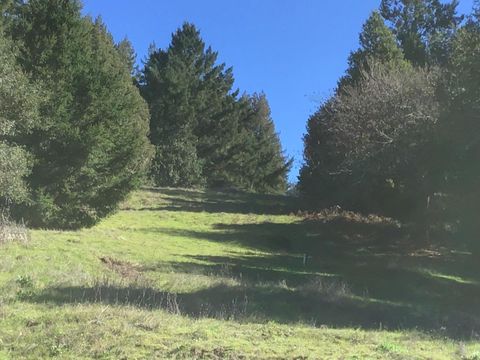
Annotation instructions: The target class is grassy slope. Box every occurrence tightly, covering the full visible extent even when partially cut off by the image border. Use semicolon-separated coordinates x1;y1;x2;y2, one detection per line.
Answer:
0;188;479;359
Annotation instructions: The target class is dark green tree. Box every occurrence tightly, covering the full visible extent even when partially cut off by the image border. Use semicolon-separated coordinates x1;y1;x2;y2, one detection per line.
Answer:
5;0;152;229
298;99;344;207
380;0;462;66
340;11;407;88
440;12;480;253
140;24;209;187
116;37;140;82
141;23;289;191
0;31;40;208
231;94;292;193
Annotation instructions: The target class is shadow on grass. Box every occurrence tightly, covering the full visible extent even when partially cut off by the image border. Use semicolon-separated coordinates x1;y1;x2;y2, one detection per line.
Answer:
102;215;480;339
27;249;480;339
26;187;480;340
127;188;300;215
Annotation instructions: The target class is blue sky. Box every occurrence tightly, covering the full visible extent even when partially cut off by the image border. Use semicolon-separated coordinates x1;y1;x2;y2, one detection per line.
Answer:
82;0;475;182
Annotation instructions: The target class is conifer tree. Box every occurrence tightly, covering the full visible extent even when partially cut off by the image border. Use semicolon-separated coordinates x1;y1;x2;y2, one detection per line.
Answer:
298;100;342;206
116;37;139;82
5;0;152;228
340;11;407;88
141;23;291;192
142;23;268;189
231;94;292;193
140;24;209;187
380;0;462;66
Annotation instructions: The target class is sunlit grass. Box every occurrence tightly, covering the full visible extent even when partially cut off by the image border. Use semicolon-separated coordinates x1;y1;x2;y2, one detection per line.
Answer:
1;188;479;359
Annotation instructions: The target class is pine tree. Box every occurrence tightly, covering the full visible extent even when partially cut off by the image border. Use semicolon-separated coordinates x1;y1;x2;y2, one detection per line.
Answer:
141;23;242;188
141;23;291;192
298;99;343;207
340;11;407;88
140;25;206;187
232;94;292;193
5;0;152;228
380;0;462;66
116;37;139;82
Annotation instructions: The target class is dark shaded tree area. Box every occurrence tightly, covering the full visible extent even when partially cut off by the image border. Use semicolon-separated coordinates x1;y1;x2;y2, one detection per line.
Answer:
0;30;41;209
300;0;480;250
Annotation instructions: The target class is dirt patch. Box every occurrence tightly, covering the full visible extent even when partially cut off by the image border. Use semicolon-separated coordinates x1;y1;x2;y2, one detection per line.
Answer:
99;256;143;280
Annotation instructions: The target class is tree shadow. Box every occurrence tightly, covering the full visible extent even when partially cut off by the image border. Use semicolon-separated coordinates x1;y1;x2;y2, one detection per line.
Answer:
128;216;480;339
24;186;480;340
26;246;480;339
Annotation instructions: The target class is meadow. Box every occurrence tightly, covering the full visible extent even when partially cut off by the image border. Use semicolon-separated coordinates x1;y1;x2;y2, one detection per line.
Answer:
1;188;479;359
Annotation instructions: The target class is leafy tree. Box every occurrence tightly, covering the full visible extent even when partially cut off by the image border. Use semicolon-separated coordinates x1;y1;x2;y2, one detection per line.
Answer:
340;11;407;88
300;62;440;215
380;0;462;66
5;0;152;229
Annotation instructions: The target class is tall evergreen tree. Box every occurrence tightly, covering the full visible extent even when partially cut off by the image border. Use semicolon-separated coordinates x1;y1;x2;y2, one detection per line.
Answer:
231;94;292;192
140;24;211;187
380;0;462;66
116;37;140;82
141;23;290;191
298;99;343;206
5;0;152;229
340;11;407;88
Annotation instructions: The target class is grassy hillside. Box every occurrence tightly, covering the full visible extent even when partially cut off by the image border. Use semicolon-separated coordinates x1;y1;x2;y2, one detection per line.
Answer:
1;188;479;359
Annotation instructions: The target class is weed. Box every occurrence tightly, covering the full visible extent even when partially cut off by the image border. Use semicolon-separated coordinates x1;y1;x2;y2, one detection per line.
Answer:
0;216;29;245
297;277;351;302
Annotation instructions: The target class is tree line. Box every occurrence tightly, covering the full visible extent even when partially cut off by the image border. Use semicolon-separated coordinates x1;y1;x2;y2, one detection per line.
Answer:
299;0;480;252
0;0;291;229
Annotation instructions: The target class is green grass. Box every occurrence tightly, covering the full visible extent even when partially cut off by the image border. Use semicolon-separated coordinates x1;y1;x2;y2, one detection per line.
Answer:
1;187;479;359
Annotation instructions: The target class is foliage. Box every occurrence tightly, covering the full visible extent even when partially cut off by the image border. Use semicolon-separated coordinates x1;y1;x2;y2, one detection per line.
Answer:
141;23;290;192
228;94;292;193
339;11;408;88
4;0;152;229
140;23;236;187
301;63;440;215
439;15;480;252
0;31;40;206
300;0;476;231
151;136;205;188
380;0;463;65
116;37;140;82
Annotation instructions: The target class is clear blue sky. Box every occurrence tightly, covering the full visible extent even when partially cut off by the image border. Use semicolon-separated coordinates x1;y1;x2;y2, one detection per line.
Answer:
81;0;475;182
